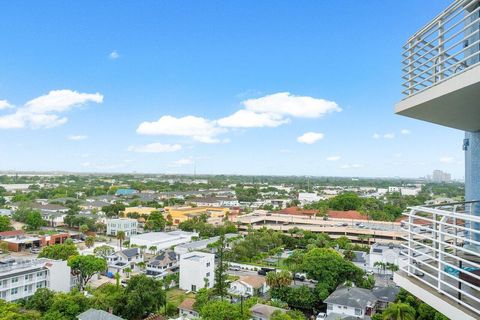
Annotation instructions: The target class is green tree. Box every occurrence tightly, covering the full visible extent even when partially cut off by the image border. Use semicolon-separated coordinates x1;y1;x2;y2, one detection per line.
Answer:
85;236;95;248
79;224;89;234
68;255;107;291
38;243;78;261
25;211;46;230
201;300;249;320
0;242;9;253
212;233;229;298
42;290;91;320
116;274;166;320
0;216;13;232
382;302;416;320
93;245;115;258
25;288;55;313
0;299;41;320
271;310;306;320
266;270;292;289
124;267;132;278
149;245;157;254
144;212;166;231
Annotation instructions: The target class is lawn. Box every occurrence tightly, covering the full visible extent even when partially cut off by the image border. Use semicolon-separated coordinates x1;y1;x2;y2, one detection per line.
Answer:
166;288;196;308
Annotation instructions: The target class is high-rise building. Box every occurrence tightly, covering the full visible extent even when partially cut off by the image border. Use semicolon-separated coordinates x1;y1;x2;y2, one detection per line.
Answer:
393;1;480;319
432;170;452;183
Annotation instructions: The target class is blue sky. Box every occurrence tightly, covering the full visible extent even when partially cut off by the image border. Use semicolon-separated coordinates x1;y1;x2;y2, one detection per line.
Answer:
0;1;465;178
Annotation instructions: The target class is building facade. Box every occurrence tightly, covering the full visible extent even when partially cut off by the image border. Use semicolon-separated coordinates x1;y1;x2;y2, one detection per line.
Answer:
106;218;138;237
179;251;214;292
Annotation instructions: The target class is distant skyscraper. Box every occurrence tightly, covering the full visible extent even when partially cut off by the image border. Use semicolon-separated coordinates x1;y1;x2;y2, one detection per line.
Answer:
431;169;452;183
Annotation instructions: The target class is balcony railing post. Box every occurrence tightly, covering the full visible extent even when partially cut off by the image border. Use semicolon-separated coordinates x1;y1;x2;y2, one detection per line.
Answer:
408;209;414;275
438;17;445;81
409;42;415;95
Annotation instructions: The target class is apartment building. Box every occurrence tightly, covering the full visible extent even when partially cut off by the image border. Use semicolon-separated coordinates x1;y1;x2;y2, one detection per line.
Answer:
179;251;214;292
106;218;138;237
393;1;480;319
0;257;71;302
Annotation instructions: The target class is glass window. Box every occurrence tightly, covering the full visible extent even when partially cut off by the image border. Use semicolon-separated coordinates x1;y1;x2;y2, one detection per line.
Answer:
355;308;362;316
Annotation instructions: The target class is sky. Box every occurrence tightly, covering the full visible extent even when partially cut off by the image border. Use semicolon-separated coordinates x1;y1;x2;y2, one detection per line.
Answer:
0;1;465;179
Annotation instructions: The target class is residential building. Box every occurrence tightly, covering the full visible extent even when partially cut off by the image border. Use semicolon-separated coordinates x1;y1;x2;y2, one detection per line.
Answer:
0;257;72;302
115;189;139;196
106;247;144;276
179;251;214;292
189;197;239;208
298;192;321;204
124;206;158;216
178;298;199;319
130;231;198;252
371;286;400;311
431;170;452;183
368;243;401;269
106;218;138;237
174;233;237;256
250;304;287;320
164;206;229;225
393;1;480;319
77;309;125;320
324;286;377;319
228;275;268;297
146;250;177;277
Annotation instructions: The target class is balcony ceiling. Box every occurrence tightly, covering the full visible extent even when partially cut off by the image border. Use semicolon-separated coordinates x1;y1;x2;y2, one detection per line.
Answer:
396;65;480;132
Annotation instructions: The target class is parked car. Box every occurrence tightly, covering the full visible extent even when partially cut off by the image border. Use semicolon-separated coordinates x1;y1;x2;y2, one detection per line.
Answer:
257;267;276;276
229;265;241;271
316;312;326;320
294;273;305;281
30;247;40;254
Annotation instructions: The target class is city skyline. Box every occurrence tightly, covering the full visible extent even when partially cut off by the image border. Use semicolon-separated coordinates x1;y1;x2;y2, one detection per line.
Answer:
0;0;464;178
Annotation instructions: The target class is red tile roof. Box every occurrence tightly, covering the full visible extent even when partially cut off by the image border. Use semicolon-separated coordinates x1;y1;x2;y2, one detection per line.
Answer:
277;207;318;216
0;230;24;237
327;210;367;220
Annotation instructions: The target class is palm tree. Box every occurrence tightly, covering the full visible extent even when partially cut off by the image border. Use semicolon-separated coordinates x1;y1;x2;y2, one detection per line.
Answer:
386;263;399;275
114;272;121;289
382;302;416;320
265;270;292;288
124;267;132;278
149;245;157;255
79;224;89;234
116;231;126;251
374;261;387;275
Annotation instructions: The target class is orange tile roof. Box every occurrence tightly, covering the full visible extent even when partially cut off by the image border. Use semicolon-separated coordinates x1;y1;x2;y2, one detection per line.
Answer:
277;206;318;216
327;210;367;220
178;298;196;311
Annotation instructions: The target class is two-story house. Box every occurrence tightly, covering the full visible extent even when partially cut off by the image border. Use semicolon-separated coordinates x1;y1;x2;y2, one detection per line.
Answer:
146;250;178;278
324;287;378;319
107;248;143;276
228;275;268;297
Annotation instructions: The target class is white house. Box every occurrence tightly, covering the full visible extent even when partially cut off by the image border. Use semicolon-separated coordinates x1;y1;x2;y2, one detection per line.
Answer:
146;250;178;278
130;231;198;252
324;287;378;319
0;257;71;302
298;192;321;204
106;248;143;276
178;298;199;319
179;251;214;292
228;275;268;297
106;218;138;237
368;243;401;269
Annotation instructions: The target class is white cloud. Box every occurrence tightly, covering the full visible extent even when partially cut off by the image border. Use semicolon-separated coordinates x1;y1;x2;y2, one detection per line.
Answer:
109;50;120;59
373;133;380;139
0;100;13;110
137;115;226;143
401;129;411;135
297;132;324;144
170;158;194;167
217;110;289;128
440;156;455;164
326;156;341;161
243;92;341;118
340;163;363;169
68;135;88;141
0;90;103;129
127;143;182;153
383;133;395;139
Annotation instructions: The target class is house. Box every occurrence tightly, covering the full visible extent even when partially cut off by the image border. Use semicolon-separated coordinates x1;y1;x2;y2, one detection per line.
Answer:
228;275;268;297
324;286;378;319
77;309;124;320
106;218;138;237
146;250;178;277
371;286;400;311
115;189;139;197
130;231;198;252
0;257;72;302
80;200;112;211
107;247;143;276
124;206;158;217
41;211;67;227
178;298;199;319
250;303;287;320
179;251;214;292
164;206;229;225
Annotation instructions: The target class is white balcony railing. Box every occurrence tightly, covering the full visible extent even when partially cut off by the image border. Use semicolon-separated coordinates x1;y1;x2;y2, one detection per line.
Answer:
399;201;480;316
402;0;480;96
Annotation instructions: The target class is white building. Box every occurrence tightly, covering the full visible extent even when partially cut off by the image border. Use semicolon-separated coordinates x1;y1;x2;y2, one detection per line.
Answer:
106;248;144;276
228;275;268;297
388;186;401;193
368;243;402;269
106;218;138;237
130;231;198;252
174;233;237;256
297;192;321;204
179;251;214;292
0;257;71;302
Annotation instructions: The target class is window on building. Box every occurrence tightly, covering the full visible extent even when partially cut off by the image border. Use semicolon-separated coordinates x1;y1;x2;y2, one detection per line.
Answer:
191;285;196;292
206;272;210;277
11;277;18;283
11;288;17;295
355;309;362;316
327;304;333;310
206;262;210;267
